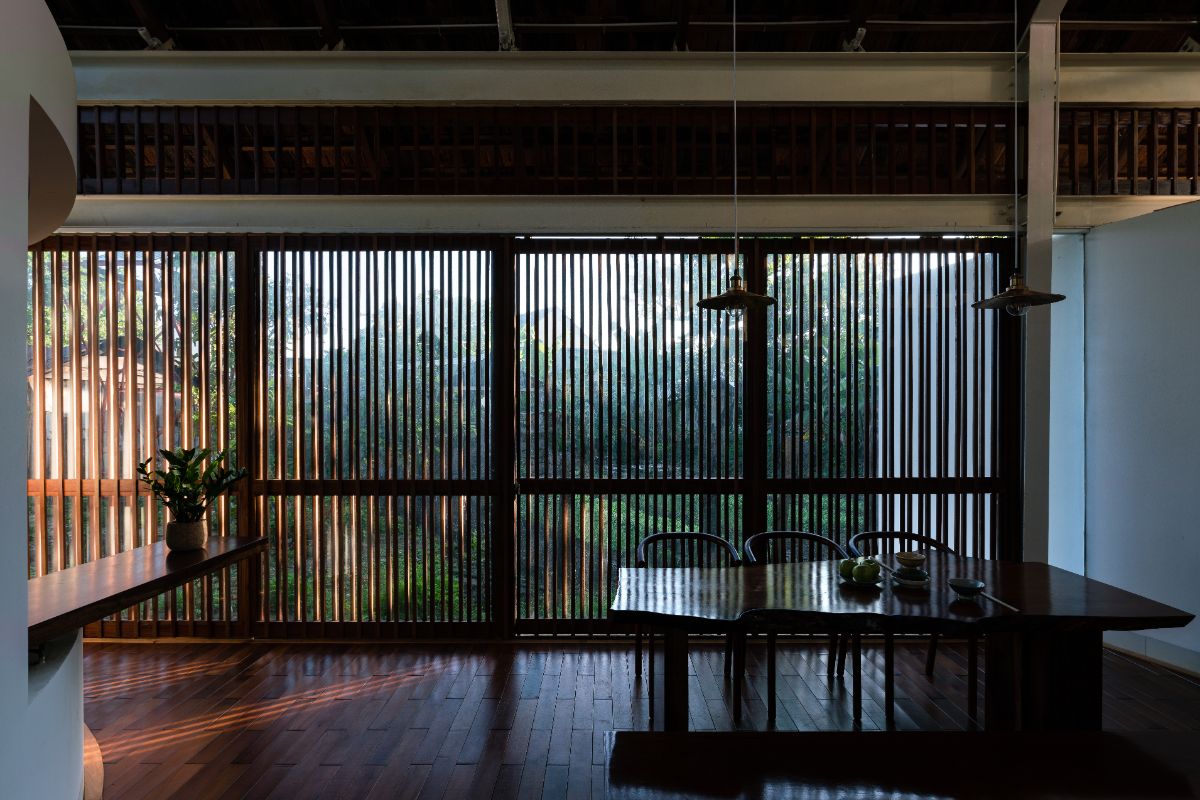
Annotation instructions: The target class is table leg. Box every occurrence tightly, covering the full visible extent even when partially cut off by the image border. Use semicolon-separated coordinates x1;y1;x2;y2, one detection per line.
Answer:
967;634;978;725
237;551;262;639
984;631;1021;731
1023;629;1104;730
985;629;1104;731
650;627;689;731
732;632;745;722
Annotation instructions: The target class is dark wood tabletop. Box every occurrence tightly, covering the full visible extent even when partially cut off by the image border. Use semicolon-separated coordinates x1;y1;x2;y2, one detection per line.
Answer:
29;536;267;647
609;553;1194;635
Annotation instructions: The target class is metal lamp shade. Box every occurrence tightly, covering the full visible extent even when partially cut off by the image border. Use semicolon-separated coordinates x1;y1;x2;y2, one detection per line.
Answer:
972;274;1065;316
697;275;776;311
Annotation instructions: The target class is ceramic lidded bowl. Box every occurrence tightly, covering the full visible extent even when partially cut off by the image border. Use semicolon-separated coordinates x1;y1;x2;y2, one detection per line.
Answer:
895;551;927;569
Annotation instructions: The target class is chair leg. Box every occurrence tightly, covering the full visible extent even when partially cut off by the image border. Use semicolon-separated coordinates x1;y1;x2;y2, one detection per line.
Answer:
925;632;939;676
648;632;655;723
967;634;979;724
837;633;849;679
732;632;745;723
884;632;895;730
723;634;733;680
851;634;862;728
767;632;777;725
635;626;643;676
826;633;839;681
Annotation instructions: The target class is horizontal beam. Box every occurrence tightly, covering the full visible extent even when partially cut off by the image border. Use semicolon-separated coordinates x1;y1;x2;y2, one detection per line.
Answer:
72;51;1014;105
70;51;1200;106
1059;54;1200;105
61;195;1196;235
62;194;1015;234
1052;196;1200;230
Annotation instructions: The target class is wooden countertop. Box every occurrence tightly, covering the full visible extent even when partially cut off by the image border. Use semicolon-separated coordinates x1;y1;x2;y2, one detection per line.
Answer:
29;536;266;647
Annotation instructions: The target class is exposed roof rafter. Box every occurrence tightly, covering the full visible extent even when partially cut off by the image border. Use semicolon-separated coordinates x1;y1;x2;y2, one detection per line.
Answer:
495;0;517;51
128;0;175;50
314;0;345;51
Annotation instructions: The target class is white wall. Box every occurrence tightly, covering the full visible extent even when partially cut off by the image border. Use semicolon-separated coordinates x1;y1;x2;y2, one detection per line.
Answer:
1048;234;1085;573
1084;201;1200;671
0;1;81;797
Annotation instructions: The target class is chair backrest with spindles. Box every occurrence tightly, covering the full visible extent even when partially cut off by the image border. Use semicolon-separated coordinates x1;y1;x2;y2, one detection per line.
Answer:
847;531;953;558
742;530;847;565
635;532;742;569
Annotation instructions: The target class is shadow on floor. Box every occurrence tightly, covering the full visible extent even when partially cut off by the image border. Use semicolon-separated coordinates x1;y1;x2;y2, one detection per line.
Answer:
606;730;1200;799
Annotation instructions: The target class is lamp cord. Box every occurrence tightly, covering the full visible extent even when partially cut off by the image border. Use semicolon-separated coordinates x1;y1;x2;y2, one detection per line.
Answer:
731;0;739;281
1013;0;1020;281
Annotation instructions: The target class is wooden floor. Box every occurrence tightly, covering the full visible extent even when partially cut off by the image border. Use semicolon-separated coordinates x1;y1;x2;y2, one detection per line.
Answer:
83;639;1200;799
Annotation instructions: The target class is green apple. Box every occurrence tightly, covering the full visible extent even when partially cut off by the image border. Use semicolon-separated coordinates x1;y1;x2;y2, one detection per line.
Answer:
838;558;857;579
852;559;881;583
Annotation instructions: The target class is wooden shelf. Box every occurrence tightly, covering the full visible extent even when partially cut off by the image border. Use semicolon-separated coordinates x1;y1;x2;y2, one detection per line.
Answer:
28;536;266;648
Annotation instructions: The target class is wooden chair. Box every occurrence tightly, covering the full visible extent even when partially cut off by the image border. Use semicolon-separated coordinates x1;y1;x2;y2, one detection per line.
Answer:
635;532;743;722
742;531;848;724
847;531;980;726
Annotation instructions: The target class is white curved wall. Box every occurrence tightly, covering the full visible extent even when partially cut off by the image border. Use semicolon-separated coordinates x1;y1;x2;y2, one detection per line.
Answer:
0;1;79;798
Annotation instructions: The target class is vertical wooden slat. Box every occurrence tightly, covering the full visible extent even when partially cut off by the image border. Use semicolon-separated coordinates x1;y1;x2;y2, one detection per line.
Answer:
293;240;305;626
68;245;83;568
743;239;767;538
86;240;101;565
104;243;119;574
1171;109;1181;194
31;245;47;577
1192;109;1199;195
1130;108;1140;195
486;238;509;633
236;236;259;635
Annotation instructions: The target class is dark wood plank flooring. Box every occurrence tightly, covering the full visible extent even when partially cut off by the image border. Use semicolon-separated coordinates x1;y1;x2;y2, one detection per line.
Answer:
83;640;1200;799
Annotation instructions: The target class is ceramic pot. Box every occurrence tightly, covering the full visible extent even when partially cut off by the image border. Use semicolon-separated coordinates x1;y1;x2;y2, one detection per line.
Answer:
165;519;207;551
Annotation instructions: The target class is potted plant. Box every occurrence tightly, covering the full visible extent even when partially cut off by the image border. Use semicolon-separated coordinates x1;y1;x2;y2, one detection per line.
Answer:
137;447;248;552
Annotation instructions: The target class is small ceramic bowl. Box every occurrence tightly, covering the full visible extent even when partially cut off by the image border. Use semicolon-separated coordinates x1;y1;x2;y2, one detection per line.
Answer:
895;551;927;569
948;577;985;598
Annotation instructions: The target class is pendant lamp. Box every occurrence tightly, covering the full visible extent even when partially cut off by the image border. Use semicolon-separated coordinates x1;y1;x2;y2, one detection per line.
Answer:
697;0;774;312
973;0;1065;316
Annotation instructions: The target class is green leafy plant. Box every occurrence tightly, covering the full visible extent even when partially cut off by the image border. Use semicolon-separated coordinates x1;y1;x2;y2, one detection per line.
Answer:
136;447;248;523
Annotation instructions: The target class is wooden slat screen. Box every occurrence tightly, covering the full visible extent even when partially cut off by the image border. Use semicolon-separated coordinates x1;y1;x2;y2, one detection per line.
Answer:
27;235;242;637
764;237;1006;558
28;233;1018;639
511;235;1016;635
77;105;1015;197
1058;107;1200;195
251;236;496;638
514;239;744;633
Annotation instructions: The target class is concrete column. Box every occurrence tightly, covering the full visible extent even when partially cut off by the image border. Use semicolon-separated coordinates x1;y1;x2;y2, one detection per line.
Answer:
1020;20;1060;563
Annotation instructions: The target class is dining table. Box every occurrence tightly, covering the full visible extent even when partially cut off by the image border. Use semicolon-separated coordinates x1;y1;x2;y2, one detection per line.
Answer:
609;552;1194;732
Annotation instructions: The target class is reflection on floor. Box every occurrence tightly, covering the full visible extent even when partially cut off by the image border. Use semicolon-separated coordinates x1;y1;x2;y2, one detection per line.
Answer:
83;641;1200;799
